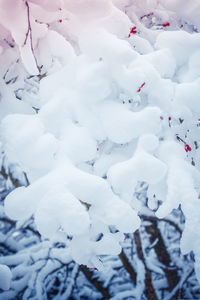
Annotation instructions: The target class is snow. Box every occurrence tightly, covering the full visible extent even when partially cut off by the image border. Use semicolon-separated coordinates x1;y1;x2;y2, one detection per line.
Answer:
175;80;200;114
100;103;161;143
1;114;58;180
38;30;76;68
59;122;97;163
35;188;90;237
0;264;12;291
0;0;200;287
108;134;167;196
155;30;200;67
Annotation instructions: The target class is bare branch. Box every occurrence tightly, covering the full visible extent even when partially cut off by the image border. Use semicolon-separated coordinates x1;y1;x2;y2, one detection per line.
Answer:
140;214;182;235
163;268;194;300
119;249;137;285
24;1;41;73
80;265;111;299
134;229;158;300
145;219;180;295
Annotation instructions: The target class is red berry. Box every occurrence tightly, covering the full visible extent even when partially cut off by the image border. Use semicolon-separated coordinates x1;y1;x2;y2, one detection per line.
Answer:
185;144;192;152
137;82;146;93
168;116;171;121
128;26;137;37
58;19;62;23
162;22;170;27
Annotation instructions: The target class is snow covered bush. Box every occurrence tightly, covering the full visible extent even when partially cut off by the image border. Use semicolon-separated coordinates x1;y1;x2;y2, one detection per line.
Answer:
1;0;200;298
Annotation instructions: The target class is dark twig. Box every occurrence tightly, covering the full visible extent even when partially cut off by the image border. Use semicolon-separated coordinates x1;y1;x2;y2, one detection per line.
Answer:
24;1;40;73
0;217;41;239
163;268;194;300
119;249;137;285
0;166;22;188
80;265;111;299
134;229;158;300
140;214;182;235
145;219;180;294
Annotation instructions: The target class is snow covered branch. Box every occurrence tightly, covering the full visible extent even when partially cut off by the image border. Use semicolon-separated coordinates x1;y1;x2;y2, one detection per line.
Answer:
1;0;200;298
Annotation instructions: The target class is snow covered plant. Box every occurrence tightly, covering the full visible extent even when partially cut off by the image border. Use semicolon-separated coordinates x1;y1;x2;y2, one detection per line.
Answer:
1;0;200;293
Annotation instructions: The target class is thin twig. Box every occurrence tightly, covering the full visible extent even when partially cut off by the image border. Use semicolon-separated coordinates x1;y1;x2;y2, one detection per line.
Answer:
119;249;137;285
0;166;22;188
134;229;158;300
24;1;40;73
140;214;182;235
80;265;111;299
145;219;180;294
